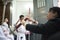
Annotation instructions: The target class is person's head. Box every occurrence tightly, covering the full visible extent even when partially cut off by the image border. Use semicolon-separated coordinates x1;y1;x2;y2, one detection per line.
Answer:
19;15;24;20
47;7;60;20
4;18;8;23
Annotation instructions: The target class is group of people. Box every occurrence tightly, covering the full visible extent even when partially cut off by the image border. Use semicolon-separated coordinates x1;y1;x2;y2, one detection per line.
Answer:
0;14;38;40
0;18;14;40
15;15;38;40
0;7;60;40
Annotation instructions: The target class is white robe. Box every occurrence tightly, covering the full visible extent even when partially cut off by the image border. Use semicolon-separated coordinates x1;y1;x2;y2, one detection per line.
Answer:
0;26;7;40
17;25;26;40
2;22;14;40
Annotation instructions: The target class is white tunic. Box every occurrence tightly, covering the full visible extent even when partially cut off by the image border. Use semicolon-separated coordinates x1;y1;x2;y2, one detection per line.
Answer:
0;26;8;40
2;22;14;40
17;25;26;40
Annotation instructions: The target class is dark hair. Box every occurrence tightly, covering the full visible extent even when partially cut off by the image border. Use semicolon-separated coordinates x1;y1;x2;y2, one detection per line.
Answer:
19;15;24;19
4;17;8;20
49;7;60;18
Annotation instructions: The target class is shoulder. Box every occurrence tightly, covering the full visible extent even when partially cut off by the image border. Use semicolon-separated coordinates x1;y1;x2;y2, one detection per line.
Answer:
2;22;6;26
2;22;8;27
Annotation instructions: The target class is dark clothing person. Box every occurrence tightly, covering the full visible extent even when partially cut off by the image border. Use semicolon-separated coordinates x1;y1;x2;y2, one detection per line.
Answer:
48;32;60;40
26;18;60;40
26;7;60;40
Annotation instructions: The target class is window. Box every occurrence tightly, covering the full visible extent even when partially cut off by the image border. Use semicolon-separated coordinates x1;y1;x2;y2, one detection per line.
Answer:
37;0;46;8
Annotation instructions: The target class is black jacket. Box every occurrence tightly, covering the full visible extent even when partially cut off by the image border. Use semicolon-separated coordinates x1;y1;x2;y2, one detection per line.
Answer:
26;18;60;40
48;32;60;40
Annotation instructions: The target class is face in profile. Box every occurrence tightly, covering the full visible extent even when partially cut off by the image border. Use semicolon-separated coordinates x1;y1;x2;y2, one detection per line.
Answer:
47;11;57;20
5;18;8;22
20;17;24;20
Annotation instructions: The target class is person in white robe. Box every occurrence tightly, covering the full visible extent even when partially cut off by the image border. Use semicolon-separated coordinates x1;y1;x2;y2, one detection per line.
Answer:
15;15;30;40
2;18;14;40
0;25;7;40
17;25;30;40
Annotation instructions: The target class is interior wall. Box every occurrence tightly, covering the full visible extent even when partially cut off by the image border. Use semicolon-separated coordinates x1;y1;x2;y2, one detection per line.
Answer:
33;0;58;24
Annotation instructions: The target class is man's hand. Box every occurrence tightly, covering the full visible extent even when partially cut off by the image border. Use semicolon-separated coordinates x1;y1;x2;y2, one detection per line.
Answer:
25;31;30;35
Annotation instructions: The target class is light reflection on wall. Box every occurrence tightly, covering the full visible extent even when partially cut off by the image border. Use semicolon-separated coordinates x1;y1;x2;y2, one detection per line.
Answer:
58;0;60;7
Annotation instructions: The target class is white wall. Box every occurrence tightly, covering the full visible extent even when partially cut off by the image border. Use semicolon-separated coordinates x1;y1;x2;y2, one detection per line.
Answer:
53;0;58;6
58;0;60;7
12;0;33;25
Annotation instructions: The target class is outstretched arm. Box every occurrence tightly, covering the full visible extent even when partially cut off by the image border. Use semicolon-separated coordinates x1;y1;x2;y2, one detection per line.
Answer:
26;24;47;34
